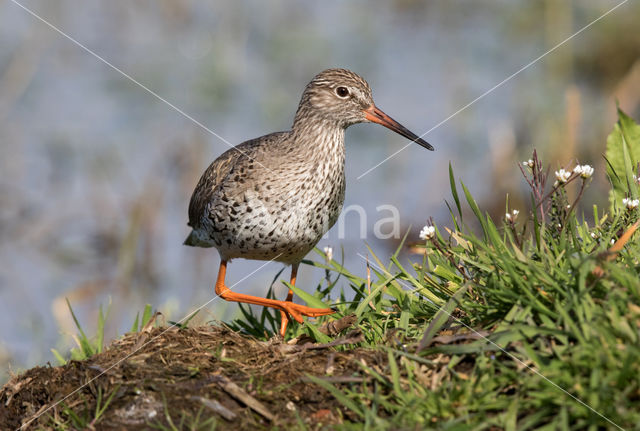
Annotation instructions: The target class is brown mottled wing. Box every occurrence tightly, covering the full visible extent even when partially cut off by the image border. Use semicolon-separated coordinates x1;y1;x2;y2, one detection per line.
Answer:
187;132;287;229
187;147;242;228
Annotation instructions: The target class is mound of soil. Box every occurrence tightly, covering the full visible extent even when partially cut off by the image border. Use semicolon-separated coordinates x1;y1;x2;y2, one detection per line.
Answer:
1;323;388;429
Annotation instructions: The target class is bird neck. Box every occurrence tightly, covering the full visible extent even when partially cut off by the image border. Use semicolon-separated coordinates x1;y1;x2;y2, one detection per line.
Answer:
291;113;345;156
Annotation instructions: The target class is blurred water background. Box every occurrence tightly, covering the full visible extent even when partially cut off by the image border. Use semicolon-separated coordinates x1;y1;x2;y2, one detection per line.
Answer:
1;0;639;382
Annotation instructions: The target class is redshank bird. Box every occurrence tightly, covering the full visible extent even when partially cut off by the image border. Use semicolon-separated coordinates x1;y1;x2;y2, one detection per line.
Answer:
185;68;433;336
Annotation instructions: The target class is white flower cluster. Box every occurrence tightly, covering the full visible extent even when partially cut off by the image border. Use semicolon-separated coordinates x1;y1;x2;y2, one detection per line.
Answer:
573;164;594;179
323;246;333;262
553;164;594;186
522;159;534;169
554;168;571;185
505;209;519;222
622;197;639;210
419;225;436;240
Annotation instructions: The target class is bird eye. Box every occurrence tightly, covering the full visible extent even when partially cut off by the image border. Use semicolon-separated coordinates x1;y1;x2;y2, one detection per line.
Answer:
335;86;350;98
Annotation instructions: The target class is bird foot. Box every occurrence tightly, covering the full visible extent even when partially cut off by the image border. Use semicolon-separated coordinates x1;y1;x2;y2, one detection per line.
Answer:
280;302;335;324
279;303;335;337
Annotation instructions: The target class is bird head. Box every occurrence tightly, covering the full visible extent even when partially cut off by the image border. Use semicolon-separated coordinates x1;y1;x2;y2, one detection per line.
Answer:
295;68;433;150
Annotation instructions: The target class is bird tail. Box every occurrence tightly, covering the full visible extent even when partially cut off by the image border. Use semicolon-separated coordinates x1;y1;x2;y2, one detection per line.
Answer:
184;230;215;248
183;231;199;247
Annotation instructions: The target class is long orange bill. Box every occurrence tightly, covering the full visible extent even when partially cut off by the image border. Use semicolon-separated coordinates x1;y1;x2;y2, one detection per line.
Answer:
363;105;434;151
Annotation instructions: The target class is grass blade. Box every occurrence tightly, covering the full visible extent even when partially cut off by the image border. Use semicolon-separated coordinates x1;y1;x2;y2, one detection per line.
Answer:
417;284;469;353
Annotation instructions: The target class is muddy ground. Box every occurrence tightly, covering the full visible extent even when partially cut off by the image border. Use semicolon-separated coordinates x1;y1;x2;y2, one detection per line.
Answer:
0;322;385;429
0;317;466;430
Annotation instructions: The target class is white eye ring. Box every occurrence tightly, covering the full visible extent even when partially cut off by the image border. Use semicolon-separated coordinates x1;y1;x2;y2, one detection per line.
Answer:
335;86;350;98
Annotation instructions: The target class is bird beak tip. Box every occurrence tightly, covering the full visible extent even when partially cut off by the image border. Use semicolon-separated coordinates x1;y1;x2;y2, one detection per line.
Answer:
364;105;434;151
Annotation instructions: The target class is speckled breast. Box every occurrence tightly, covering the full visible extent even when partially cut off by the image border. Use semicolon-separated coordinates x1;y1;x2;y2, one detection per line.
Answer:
205;161;345;264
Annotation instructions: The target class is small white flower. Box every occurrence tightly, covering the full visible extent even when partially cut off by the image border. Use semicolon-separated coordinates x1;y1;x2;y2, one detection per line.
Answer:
622;197;639;210
566;205;571;209
505;209;519;222
633;174;640;185
323;246;333;262
611;238;616;245
512;209;519;216
554;169;571;184
590;232;598;239
573;164;594;179
522;159;534;169
419;225;436;240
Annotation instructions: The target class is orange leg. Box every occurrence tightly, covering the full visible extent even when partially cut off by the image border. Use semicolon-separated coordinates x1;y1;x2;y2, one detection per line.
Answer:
279;264;298;337
215;260;334;335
